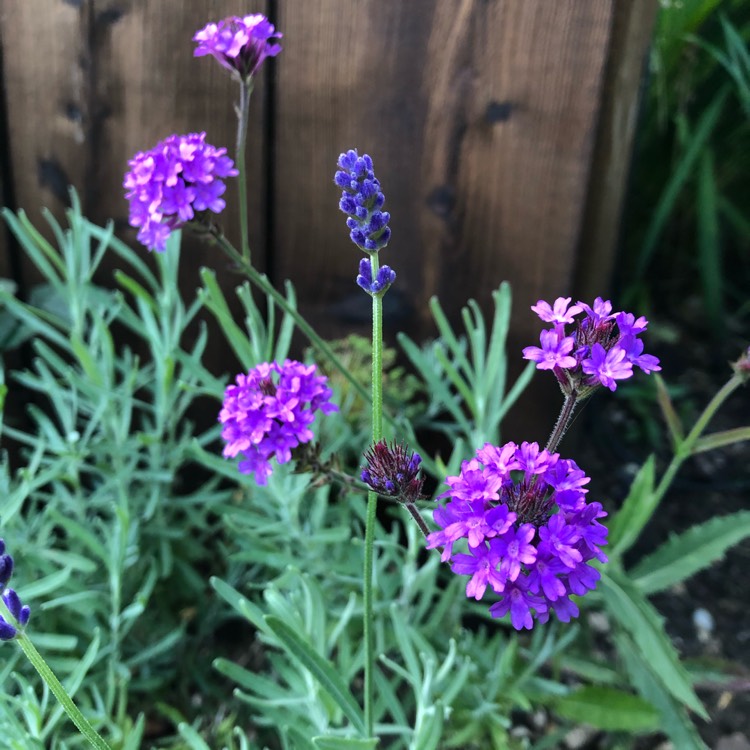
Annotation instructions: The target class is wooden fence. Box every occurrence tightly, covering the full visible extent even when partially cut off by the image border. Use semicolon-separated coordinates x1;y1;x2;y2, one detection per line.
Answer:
0;0;656;434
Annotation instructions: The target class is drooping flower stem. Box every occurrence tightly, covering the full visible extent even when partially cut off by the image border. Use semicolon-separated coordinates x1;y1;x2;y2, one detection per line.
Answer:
545;392;579;454
14;634;113;750
236;80;254;265
404;502;431;537
363;252;384;738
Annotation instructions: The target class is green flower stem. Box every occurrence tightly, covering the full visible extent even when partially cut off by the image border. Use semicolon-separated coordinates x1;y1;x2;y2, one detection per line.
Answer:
14;634;113;750
653;372;743;506
363;251;384;739
236;80;254;265
213;233;386;419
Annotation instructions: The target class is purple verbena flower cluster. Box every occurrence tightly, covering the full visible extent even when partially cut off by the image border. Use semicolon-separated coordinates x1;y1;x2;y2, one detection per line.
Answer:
219;360;338;485
357;258;396;296
124;132;238;252
193;14;282;81
0;540;30;641
361;441;424;504
523;297;661;396
426;442;607;630
335;150;392;254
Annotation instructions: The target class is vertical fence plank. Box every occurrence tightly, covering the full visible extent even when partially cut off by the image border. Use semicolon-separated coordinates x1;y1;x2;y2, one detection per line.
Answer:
273;0;616;346
0;0;268;288
575;0;658;301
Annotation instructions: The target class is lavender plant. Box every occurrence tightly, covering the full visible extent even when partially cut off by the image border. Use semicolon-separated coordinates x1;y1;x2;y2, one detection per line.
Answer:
1;11;749;750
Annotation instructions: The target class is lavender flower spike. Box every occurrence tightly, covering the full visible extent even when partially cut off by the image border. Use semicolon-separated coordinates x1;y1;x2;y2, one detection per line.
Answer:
124;132;238;252
0;539;31;641
219;360;338;485
426;442;606;630
356;258;396;296
193;14;282;82
335;150;391;252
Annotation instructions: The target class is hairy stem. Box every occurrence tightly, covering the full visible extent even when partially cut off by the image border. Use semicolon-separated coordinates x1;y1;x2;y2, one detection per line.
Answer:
236;81;254;265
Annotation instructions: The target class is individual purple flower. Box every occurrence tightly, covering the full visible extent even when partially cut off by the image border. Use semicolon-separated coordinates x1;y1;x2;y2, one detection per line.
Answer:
193;14;282;82
427;442;607;629
0;540;30;642
219;360;338;485
524;296;661;397
530;297;582;326
356;258;396;296
335;150;391;252
124;132;238;252
451;542;507;600
489;579;548;631
581;343;633;391
522;330;577;371
361;441;424;504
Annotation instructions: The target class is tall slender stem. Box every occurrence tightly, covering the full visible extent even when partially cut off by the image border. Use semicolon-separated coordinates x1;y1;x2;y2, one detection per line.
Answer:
236;81;254;265
545;392;578;454
14;634;113;750
363;252;384;738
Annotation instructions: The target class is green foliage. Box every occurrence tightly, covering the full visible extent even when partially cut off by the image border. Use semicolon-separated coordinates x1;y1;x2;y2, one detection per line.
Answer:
0;193;747;750
623;0;750;332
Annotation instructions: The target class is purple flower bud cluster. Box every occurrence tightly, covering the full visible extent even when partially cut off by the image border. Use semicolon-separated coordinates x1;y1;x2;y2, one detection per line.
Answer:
0;540;30;641
361;441;425;504
357;258;396;295
426;442;607;630
124;132;238;253
219;360;338;485
522;297;661;396
335;150;392;255
193;14;282;81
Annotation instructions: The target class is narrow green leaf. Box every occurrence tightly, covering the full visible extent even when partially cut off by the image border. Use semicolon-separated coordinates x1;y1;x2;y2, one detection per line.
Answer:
428;296;472;382
696;148;722;329
312;738;378;750
616;632;708;750
413;702;445;750
636;89;728;276
198;268;257;370
552;686;659;731
210;577;272;635
176;723;211;750
265;615;365;736
607;456;656;556
18;568;72;601
601;570;707;719
630;511;750;594
691;426;750;455
654;373;684;448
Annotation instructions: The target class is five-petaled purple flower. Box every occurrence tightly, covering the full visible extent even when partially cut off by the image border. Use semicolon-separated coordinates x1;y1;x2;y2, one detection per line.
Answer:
426;441;607;630
523;296;660;396
335;150;392;253
124;132;238;252
0;540;31;641
219;360;338;485
193;14;282;82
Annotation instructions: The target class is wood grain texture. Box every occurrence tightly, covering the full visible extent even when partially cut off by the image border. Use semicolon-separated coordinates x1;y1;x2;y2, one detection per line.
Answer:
574;0;658;302
273;0;616;351
0;0;268;289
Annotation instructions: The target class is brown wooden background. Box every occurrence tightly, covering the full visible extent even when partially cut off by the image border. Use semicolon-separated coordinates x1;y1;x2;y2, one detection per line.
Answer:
0;0;657;437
